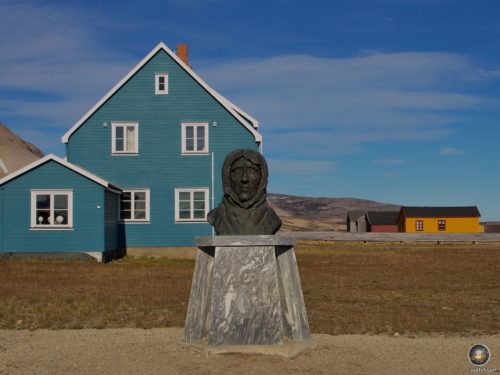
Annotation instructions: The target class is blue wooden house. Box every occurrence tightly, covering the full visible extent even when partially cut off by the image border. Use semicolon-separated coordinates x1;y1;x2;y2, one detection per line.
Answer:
0;42;262;259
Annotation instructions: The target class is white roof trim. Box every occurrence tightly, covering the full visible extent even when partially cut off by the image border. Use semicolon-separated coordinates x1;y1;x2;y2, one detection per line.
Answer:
226;100;259;128
61;42;262;144
0;154;121;192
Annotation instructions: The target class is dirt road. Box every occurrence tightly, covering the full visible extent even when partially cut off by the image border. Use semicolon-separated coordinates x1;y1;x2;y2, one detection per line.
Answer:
0;328;498;375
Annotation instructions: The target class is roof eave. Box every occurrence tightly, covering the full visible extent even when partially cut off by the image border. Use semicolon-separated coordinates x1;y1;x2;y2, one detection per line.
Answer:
0;154;118;190
0;155;53;186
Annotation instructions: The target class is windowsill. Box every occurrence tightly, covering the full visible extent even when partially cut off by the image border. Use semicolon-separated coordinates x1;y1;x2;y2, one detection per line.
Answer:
181;152;209;156
120;220;151;224
111;153;139;156
30;227;74;231
175;220;208;224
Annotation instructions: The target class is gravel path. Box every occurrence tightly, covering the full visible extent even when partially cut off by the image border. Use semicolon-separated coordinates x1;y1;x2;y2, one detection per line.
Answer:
0;329;498;374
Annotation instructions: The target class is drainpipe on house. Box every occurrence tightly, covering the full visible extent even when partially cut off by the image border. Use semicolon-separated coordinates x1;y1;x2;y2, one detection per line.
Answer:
211;152;215;237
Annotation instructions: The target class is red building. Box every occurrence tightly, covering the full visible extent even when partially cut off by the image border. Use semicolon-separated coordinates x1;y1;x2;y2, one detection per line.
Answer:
366;211;399;232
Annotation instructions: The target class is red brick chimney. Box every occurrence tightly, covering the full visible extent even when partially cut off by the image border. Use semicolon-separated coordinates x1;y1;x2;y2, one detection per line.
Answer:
176;44;191;68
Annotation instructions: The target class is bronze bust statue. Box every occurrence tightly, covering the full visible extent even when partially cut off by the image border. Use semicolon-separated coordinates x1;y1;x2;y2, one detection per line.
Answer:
207;149;282;235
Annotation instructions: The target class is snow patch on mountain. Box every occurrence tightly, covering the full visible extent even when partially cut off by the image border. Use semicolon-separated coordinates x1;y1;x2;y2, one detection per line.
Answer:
0;159;8;174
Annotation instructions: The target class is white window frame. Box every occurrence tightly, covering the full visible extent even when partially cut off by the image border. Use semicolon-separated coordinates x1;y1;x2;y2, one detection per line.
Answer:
30;190;73;229
175;188;209;222
111;122;139;154
438;219;446;231
119;189;150;222
181;122;209;154
155;73;169;95
415;220;424;231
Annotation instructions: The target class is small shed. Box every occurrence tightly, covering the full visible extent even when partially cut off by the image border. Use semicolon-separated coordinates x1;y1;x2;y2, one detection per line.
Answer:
366;211;399;232
0;154;122;261
347;210;367;232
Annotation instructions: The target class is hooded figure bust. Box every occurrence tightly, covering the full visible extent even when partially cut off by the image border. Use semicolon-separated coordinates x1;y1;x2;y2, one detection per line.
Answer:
207;149;282;235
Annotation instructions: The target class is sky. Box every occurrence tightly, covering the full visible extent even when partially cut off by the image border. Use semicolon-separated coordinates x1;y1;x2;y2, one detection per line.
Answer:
1;0;500;220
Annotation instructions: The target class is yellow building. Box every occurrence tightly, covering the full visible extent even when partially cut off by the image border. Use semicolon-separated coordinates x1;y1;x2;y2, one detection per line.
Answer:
398;206;483;233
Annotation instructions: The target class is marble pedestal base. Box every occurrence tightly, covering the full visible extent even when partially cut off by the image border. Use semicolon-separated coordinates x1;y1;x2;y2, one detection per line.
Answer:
184;235;311;346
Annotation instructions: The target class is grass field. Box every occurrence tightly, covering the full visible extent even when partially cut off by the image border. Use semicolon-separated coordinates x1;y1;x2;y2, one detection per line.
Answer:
0;241;498;335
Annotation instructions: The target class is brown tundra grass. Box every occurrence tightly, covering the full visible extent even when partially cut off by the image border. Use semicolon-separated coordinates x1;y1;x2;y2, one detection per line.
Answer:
0;241;498;335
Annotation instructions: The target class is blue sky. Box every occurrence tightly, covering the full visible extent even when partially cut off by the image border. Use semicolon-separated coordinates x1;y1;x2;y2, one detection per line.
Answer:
1;0;500;220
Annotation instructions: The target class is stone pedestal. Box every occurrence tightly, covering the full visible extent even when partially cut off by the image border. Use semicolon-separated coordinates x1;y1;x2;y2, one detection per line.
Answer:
184;235;311;346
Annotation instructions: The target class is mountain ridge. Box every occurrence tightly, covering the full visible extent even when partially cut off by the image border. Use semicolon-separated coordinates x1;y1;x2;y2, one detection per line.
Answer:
0;123;43;179
268;193;400;231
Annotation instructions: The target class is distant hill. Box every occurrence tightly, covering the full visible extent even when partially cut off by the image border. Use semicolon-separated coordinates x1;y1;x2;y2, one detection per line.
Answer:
0;123;44;178
268;193;400;231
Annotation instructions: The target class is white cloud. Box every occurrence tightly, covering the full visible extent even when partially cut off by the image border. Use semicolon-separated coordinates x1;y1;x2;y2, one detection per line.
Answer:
266;127;451;157
383;172;398;178
0;0;135;147
267;159;337;175
200;52;500;157
372;158;406;165
439;147;465;156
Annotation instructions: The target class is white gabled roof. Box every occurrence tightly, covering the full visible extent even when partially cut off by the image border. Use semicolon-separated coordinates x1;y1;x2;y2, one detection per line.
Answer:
61;42;262;144
0;154;122;193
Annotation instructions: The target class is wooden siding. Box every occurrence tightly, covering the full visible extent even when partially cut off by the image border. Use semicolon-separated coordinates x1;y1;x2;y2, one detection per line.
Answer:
0;161;106;252
356;219;367;233
402;217;483;233
370;225;399;233
348;220;355;232
66;50;259;246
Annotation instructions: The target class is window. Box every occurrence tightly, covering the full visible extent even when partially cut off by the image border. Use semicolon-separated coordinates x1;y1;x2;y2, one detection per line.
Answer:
415;220;423;231
181;123;208;154
438;220;446;231
112;122;139;154
31;190;73;228
155;73;169;95
175;188;209;222
120;189;150;221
